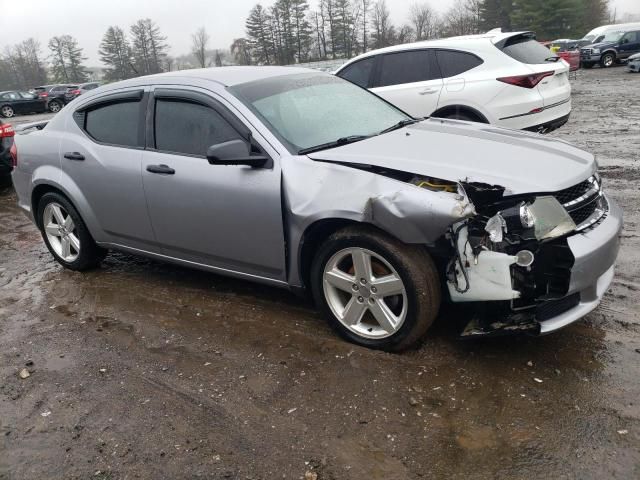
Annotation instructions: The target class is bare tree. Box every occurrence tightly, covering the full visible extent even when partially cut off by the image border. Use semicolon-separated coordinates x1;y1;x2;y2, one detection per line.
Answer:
409;2;439;41
371;0;395;49
191;27;210;68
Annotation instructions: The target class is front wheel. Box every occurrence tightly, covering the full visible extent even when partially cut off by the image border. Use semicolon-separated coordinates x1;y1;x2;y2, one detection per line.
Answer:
37;192;106;271
600;53;615;68
311;226;441;351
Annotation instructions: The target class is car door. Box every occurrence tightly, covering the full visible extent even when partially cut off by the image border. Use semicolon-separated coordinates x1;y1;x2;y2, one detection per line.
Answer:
18;91;45;113
619;31;640;59
59;88;158;251
370;49;443;118
4;92;23;114
141;87;286;281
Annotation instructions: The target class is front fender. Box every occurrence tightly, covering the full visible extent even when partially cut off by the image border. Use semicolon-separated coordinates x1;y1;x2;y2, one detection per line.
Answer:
282;156;474;287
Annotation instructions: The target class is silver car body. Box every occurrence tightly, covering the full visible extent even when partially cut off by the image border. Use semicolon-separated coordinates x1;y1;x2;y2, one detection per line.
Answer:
12;67;622;334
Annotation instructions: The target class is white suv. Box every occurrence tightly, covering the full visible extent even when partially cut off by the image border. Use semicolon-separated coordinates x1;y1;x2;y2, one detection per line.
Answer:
335;31;572;132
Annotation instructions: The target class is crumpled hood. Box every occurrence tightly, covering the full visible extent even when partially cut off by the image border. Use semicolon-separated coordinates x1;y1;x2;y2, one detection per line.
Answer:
307;119;596;195
583;41;616;50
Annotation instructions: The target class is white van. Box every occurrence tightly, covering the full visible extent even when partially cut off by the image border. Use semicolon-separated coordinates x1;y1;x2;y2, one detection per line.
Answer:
583;23;640;44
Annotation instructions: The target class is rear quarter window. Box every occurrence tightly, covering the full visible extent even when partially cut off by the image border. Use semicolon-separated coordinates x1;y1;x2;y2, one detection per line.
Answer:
499;37;556;64
435;50;483;77
338;57;375;88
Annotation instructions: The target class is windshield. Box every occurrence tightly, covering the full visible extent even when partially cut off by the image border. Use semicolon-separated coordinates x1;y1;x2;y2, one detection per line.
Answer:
602;31;624;42
230;73;411;154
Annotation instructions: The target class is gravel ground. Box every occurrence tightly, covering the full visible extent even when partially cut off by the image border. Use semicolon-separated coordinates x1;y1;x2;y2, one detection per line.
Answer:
1;67;639;480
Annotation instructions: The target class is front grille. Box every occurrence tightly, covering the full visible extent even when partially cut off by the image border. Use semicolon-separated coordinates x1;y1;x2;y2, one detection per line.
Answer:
581;48;592;56
536;293;580;321
552;175;606;231
553;179;592;205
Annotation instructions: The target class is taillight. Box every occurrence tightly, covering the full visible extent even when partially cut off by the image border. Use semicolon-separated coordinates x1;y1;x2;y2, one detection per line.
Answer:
9;142;17;168
71;89;81;95
497;71;555;88
39;92;49;98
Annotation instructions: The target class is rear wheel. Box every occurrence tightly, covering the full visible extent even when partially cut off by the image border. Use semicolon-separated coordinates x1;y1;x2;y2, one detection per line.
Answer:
37;192;106;271
600;53;615;68
1;105;14;118
311;225;441;351
48;100;62;113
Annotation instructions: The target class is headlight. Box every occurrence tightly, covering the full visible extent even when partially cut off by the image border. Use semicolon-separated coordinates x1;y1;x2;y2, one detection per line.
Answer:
592;48;600;54
488;197;576;243
524;196;577;240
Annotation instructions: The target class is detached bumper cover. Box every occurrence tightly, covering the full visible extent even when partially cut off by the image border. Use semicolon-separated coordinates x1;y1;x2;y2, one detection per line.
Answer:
538;196;622;333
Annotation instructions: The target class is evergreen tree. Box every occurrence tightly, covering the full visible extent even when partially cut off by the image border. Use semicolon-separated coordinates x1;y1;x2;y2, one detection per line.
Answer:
99;26;134;81
48;35;88;83
579;0;610;33
479;0;513;31
246;4;275;65
130;19;168;75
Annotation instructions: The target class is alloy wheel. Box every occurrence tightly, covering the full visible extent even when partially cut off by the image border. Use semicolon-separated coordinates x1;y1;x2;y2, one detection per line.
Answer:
1;106;14;118
43;202;80;262
323;247;408;339
603;55;614;67
49;101;61;113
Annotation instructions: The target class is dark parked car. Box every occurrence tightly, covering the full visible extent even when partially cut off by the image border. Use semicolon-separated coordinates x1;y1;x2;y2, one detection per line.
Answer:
581;29;640;68
0;120;16;184
64;82;102;102
0;91;47;118
33;84;77;113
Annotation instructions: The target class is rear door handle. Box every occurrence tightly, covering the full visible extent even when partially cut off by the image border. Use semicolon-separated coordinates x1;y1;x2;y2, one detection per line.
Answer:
419;88;438;95
146;164;175;175
63;152;85;161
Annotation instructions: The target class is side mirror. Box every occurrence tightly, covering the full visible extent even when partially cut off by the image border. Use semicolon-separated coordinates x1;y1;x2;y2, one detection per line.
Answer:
206;139;269;168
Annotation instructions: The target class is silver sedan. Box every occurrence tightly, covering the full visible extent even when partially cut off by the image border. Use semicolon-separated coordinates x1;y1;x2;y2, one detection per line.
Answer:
12;67;622;350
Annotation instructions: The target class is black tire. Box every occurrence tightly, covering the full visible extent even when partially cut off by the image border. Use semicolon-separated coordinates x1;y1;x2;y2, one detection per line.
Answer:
1;105;14;118
310;225;441;352
48;100;62;113
581;62;594;69
600;52;615;68
37;192;107;271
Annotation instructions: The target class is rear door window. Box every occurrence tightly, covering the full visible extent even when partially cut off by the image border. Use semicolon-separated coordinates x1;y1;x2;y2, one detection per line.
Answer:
499;36;556;64
338;57;376;88
83;100;141;147
154;99;242;157
375;50;439;87
435;50;483;77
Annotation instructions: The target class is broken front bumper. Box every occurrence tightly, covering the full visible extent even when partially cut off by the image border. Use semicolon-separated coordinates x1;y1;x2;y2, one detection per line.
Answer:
538;196;622;333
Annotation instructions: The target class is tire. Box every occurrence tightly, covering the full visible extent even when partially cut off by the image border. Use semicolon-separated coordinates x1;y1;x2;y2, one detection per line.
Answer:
37;192;107;271
600;53;615;68
1;105;14;118
581;62;594;69
310;225;441;351
48;100;62;113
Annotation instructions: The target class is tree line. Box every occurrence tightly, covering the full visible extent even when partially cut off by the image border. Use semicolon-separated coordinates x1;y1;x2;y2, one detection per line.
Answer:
234;0;611;65
0;0;611;90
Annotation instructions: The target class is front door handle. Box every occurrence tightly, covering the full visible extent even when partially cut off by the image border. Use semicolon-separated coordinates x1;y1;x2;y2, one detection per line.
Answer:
419;88;438;95
146;164;175;175
63;152;85;161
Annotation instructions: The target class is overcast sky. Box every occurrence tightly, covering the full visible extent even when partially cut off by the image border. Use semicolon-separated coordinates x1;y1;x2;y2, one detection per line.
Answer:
1;0;639;65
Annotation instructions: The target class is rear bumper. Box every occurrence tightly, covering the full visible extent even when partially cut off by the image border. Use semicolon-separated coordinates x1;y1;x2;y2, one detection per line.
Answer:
498;97;572;131
523;113;570;134
538;196;622;333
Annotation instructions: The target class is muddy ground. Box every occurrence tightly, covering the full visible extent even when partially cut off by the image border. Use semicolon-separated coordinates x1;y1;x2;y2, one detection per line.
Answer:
1;67;639;479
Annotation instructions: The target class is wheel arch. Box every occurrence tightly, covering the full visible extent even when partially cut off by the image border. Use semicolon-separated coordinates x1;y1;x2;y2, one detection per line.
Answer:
431;104;489;123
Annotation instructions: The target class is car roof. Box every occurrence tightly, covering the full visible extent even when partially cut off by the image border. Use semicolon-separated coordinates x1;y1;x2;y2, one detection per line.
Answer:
337;31;533;66
135;66;313;87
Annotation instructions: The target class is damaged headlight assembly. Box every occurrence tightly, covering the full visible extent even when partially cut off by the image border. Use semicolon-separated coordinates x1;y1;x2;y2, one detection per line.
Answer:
448;194;576;302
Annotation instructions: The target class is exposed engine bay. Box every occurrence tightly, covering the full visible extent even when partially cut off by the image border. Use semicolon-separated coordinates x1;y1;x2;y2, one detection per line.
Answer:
411;174;607;337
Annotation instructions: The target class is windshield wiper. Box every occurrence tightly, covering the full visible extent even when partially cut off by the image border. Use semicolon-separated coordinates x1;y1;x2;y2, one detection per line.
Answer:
378;118;421;135
298;135;371;155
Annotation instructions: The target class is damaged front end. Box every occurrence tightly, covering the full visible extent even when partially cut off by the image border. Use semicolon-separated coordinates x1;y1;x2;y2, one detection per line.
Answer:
445;181;602;336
